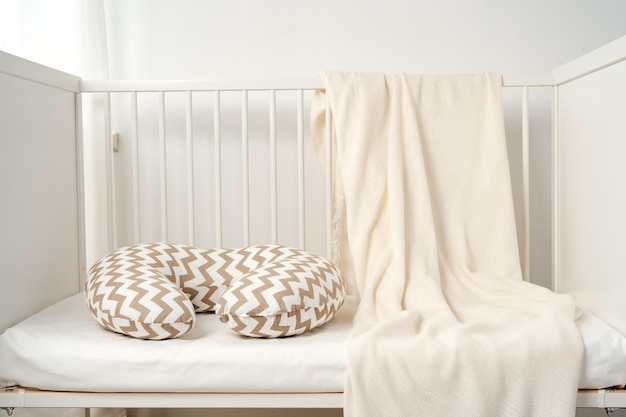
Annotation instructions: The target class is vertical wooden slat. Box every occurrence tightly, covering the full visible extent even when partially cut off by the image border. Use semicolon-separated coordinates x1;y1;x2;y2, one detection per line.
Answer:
521;86;530;282
130;91;140;243
214;91;223;248
158;91;168;241
297;89;306;250
269;90;278;244
551;86;560;292
104;92;116;251
186;91;195;245
74;93;87;286
325;95;333;259
242;90;250;246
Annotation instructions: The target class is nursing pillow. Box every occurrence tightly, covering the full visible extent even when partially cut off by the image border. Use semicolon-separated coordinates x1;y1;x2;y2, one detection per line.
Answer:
216;250;346;338
85;243;345;340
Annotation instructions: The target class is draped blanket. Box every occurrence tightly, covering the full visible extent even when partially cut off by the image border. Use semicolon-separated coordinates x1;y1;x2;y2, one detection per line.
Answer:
311;72;583;417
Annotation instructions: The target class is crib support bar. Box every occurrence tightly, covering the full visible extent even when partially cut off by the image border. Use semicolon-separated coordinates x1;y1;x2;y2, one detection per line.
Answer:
104;92;117;251
551;86;560;292
0;387;342;409
2;387;621;410
521;86;530;281
242;90;250;246
297;89;306;249
185;91;196;245
80;74;554;93
269;90;278;244
158;91;168;241
325;95;333;259
130;92;140;242
214;91;223;247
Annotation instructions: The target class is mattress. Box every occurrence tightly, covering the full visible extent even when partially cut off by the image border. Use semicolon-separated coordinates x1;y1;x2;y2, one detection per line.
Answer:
0;293;355;393
1;293;625;393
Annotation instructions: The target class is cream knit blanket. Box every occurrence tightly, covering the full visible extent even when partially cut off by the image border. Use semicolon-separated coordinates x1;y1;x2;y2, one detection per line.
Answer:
311;72;583;417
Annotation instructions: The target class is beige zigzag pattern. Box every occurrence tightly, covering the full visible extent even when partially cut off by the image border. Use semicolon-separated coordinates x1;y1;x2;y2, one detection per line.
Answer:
85;243;332;339
86;246;195;339
216;254;346;338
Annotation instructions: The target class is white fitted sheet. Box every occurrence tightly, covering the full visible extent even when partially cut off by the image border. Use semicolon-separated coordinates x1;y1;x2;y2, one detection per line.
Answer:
1;293;624;392
0;294;356;393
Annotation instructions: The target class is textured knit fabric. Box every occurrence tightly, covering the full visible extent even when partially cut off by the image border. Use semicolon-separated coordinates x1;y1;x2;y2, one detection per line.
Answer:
311;72;583;417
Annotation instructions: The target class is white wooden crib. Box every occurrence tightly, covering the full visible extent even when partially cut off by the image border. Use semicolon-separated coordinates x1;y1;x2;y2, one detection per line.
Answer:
1;35;626;416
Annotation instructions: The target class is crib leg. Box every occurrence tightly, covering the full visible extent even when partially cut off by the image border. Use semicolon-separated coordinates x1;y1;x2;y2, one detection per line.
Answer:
0;408;14;416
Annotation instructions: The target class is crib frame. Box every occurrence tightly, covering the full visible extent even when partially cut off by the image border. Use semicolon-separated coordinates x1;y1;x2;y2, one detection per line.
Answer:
2;36;626;415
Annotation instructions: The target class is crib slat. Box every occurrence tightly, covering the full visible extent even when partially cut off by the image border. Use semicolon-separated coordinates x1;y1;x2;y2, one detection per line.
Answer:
158;91;168;242
186;91;195;246
104;92;117;251
269;90;278;245
325;96;333;259
98;82;544;272
130;92;140;243
297;90;306;250
241;91;250;246
551;86;560;292
214;91;223;248
521;86;530;282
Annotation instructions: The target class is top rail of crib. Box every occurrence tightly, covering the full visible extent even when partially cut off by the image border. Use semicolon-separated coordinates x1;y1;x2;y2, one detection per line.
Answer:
79;74;555;93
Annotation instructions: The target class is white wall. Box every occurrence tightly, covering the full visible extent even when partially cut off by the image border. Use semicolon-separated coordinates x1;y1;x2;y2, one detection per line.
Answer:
0;0;105;78
0;0;109;288
2;1;626;417
103;0;625;78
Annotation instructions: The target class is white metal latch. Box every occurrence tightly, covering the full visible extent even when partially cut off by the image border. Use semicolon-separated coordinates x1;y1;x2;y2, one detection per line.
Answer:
112;132;120;152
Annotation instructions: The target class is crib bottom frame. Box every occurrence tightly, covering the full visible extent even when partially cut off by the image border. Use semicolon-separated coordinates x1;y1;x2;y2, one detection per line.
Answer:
1;387;625;414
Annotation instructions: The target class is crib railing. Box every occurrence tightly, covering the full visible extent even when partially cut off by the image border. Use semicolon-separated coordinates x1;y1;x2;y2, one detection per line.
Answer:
80;75;554;283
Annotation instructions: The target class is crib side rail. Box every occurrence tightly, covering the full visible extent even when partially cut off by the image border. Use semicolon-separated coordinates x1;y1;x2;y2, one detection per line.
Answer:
2;386;625;412
81;80;333;263
0;51;84;333
81;76;553;285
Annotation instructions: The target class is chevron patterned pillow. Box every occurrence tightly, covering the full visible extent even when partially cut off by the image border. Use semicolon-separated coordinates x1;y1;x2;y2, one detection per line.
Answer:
85;243;339;340
216;252;346;338
84;243;197;340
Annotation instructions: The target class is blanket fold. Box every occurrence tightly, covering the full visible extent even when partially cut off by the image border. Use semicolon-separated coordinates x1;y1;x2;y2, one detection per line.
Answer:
311;72;582;417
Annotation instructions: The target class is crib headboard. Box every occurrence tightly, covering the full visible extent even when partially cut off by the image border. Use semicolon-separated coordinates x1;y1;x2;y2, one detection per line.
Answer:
552;35;626;335
0;51;85;333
